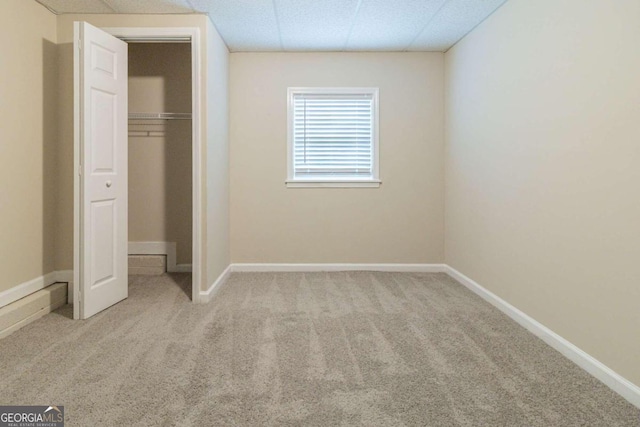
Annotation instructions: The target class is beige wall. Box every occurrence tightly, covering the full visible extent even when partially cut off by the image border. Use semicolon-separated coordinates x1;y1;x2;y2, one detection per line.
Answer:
128;43;192;264
0;1;57;293
230;53;444;263
206;20;230;287
445;0;640;385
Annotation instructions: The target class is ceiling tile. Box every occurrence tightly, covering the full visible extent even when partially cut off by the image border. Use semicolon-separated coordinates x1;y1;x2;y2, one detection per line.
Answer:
190;0;282;51
408;0;508;51
104;0;195;13
37;0;115;14
275;0;359;51
36;0;510;52
346;0;447;51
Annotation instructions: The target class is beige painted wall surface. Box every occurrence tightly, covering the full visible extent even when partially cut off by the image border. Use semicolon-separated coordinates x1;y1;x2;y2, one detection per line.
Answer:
55;14;212;288
205;20;230;288
445;0;640;385
230;53;444;263
128;43;192;264
0;1;57;293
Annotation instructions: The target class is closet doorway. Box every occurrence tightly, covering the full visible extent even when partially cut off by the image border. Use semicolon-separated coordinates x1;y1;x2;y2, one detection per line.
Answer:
128;42;192;284
73;25;203;319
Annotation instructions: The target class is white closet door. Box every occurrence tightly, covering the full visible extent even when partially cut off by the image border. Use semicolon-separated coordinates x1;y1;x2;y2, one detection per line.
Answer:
74;21;128;319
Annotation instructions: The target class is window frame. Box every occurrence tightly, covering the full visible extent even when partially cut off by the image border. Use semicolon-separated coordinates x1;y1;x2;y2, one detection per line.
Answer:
286;87;381;188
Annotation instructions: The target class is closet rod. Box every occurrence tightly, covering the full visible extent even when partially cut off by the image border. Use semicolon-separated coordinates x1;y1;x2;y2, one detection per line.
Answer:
128;112;192;120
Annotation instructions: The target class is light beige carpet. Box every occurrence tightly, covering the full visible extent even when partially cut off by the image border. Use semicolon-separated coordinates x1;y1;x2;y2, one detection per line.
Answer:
0;272;638;426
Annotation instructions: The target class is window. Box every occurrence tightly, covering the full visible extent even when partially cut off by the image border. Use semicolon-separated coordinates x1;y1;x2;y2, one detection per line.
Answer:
286;87;380;188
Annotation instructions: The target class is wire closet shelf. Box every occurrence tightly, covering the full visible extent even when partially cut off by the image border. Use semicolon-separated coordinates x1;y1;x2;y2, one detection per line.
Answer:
128;112;191;120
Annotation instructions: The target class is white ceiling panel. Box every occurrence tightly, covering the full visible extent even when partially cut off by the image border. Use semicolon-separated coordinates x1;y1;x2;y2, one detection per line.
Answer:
275;0;359;51
345;0;447;51
104;0;195;14
188;0;282;51
408;0;508;51
37;0;115;14
35;0;510;52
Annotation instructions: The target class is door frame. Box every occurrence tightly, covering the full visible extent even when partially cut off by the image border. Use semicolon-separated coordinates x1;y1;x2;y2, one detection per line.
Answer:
74;26;204;318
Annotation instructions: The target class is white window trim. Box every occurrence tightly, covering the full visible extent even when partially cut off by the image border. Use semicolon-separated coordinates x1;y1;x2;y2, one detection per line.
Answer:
286;87;380;188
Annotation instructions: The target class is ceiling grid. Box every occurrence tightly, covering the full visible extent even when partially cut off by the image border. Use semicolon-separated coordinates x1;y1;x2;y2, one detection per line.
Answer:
35;0;509;52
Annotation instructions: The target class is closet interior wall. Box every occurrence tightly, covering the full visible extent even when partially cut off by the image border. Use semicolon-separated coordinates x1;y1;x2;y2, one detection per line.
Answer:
128;43;193;266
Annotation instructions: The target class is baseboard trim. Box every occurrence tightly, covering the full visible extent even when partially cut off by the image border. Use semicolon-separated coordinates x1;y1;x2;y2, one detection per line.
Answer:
0;271;73;309
197;263;446;303
230;263;447;273
56;270;73;304
199;265;232;303
0;283;67;339
128;241;190;273
444;265;640;409
0;303;61;339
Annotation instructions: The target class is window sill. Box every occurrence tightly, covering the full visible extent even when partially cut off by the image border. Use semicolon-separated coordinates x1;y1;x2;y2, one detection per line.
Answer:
285;180;382;188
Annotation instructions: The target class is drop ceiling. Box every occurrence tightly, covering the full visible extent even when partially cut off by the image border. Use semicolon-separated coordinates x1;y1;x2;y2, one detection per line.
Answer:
36;0;508;52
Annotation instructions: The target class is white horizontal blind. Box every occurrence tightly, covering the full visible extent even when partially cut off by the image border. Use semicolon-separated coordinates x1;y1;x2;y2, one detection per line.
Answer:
292;92;374;180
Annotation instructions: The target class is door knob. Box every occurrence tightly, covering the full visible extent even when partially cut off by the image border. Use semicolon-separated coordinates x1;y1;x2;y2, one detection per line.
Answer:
106;180;112;188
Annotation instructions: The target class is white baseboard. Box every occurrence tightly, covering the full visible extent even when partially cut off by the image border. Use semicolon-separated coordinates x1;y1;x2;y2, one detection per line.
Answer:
198;263;445;304
55;270;74;304
0;270;73;309
199;265;231;303
128;241;191;273
444;265;640;409
0;303;61;339
230;263;447;273
0;282;67;339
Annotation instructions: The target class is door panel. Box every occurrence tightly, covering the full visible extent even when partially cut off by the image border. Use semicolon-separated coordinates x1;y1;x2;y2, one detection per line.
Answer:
90;199;116;288
90;89;116;172
74;22;128;319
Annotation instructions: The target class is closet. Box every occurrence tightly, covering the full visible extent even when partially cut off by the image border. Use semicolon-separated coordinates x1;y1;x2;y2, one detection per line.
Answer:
127;43;192;276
